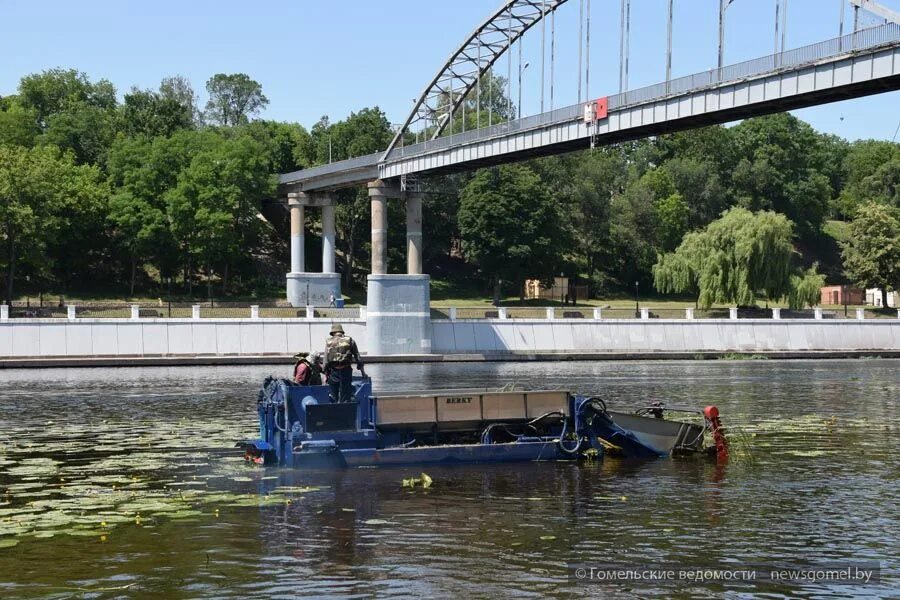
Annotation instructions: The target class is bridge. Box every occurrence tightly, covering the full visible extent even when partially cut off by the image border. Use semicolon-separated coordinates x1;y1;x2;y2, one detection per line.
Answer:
278;0;900;355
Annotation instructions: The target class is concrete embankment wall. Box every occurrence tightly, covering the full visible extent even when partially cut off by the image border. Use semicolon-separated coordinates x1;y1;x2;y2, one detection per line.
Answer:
431;319;900;354
1;318;898;365
0;319;367;358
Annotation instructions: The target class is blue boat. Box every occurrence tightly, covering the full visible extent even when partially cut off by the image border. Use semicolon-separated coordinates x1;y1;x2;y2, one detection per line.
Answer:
238;377;728;468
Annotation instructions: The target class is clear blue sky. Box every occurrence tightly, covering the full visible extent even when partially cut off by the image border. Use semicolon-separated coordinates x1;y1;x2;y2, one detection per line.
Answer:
2;0;899;141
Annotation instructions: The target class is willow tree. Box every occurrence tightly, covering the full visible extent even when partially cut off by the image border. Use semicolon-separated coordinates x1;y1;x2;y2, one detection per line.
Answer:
653;208;808;309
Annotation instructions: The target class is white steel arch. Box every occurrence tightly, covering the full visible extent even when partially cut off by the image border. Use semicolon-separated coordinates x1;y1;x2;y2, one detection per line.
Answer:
383;0;569;158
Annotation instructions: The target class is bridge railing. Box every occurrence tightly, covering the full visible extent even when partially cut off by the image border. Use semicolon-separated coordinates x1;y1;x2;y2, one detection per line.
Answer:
384;22;900;163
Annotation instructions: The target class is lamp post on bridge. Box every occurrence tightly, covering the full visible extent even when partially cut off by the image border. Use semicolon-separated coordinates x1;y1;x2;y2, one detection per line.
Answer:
718;0;738;71
518;61;530;120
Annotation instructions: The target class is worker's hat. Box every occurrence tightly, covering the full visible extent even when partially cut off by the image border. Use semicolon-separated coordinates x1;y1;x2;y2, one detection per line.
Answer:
330;323;344;335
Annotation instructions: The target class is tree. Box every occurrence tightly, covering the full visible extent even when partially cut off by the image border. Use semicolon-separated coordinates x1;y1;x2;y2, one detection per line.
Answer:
0;98;40;147
653;208;802;309
841;203;900;309
204;73;268;126
159;75;200;126
0;145;105;303
458;164;565;303
42;102;118;166
119;85;195;138
165;133;276;295
731;113;837;238
17;68;116;128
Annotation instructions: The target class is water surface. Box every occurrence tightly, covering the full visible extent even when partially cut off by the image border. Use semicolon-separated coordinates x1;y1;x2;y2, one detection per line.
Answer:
0;360;897;598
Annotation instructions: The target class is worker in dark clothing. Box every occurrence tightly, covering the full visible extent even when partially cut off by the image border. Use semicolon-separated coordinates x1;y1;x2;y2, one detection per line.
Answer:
308;352;325;385
324;324;365;403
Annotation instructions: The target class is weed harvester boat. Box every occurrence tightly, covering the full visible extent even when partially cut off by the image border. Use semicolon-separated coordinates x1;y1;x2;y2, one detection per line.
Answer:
238;377;728;468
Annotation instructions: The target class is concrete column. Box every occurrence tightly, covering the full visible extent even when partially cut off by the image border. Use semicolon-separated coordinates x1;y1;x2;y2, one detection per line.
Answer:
546;307;555;320
1;305;9;320
729;307;739;320
306;305;314;320
67;305;76;320
772;308;782;319
192;304;201;319
250;305;259;320
593;307;603;320
288;194;305;274
406;192;424;275
368;181;390;275
498;307;508;320
640;308;650;320
130;304;140;320
856;308;865;320
359;306;367;321
814;307;823;320
321;201;336;274
685;308;694;320
449;307;457;321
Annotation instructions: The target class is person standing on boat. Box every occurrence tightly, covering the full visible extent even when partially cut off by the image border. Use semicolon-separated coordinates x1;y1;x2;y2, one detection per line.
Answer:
324;324;365;402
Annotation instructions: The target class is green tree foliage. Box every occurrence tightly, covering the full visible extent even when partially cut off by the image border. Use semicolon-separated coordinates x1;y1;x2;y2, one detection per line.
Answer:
204;73;269;126
788;264;827;310
17;68;116;128
653;208;809;309
0;145;105;303
159;75;200;126
731;113;834;238
841;203;900;308
0;98;40;147
458;164;565;302
119;85;195;138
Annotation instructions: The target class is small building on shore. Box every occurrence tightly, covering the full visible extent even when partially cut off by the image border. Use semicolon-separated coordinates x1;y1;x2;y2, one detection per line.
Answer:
866;288;897;308
820;285;864;306
524;277;589;303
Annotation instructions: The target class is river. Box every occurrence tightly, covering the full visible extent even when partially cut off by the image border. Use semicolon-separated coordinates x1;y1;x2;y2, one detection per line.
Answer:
0;360;897;598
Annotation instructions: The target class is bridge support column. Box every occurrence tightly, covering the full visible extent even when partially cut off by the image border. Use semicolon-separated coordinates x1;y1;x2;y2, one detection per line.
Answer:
406;191;423;275
365;179;431;355
286;192;341;308
322;200;336;274
368;180;390;275
288;194;305;274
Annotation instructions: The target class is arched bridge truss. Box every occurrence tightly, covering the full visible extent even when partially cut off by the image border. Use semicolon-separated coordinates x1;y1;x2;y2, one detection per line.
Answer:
384;0;569;158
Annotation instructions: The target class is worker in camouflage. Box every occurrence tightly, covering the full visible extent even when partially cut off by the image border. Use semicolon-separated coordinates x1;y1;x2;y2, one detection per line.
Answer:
324;323;365;403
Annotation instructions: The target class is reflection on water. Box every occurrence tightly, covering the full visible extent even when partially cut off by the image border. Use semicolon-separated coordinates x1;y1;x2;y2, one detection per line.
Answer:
0;360;897;598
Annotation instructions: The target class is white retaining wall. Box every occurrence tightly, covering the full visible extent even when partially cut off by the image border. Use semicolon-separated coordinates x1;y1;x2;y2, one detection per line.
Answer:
0;318;898;358
0;319;366;358
431;319;900;354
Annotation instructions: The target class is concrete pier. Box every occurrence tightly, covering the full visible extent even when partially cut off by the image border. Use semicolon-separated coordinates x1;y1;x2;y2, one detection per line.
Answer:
286;192;340;307
365;179;432;354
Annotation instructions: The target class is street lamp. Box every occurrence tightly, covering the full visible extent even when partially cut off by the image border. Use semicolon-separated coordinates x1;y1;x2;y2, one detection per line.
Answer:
518;61;530;120
634;280;640;317
718;0;738;70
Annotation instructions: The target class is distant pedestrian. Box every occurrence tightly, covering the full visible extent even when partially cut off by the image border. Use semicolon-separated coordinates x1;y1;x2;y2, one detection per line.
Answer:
324;324;365;403
328;293;336;308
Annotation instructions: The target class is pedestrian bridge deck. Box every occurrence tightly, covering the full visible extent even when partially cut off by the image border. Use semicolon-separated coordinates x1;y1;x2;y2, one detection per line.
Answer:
280;23;900;192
